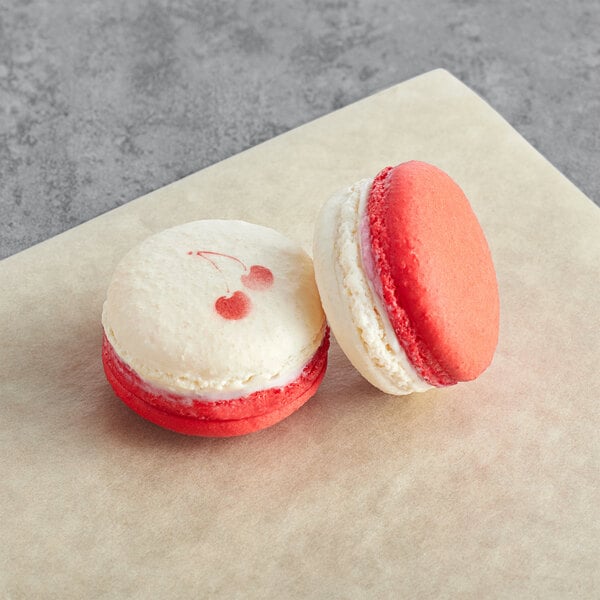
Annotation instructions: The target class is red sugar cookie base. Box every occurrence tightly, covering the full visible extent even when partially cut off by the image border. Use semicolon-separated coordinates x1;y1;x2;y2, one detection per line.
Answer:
102;332;329;437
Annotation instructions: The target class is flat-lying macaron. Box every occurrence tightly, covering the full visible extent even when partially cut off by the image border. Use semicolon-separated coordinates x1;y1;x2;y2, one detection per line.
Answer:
313;160;499;395
102;220;329;436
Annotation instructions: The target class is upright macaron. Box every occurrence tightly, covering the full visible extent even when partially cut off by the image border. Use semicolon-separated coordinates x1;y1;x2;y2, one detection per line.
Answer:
313;161;499;395
102;220;329;436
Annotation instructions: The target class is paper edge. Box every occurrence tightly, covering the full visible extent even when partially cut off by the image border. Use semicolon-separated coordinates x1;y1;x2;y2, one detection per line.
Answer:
2;67;597;268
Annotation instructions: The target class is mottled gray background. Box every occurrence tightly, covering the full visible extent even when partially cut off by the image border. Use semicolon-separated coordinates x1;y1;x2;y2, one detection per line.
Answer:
1;0;598;259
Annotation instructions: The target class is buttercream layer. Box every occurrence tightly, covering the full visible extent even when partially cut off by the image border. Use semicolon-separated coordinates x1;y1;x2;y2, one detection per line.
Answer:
313;179;431;395
102;331;329;436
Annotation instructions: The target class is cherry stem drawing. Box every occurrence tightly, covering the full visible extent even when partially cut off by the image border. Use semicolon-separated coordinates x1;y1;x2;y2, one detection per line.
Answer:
195;250;248;271
187;250;237;293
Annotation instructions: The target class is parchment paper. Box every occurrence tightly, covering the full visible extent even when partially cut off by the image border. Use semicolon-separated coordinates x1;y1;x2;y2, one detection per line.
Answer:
1;70;599;599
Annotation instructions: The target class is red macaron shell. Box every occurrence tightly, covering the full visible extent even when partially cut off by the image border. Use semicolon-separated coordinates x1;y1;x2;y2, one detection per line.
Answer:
367;161;499;385
102;331;329;436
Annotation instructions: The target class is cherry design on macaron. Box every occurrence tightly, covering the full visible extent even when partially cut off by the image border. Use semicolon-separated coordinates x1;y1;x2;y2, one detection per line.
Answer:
187;250;274;320
241;265;274;290
214;290;251;320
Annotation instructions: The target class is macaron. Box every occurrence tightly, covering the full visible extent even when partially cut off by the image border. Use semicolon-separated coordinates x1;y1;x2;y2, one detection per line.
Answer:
313;160;499;395
102;220;329;436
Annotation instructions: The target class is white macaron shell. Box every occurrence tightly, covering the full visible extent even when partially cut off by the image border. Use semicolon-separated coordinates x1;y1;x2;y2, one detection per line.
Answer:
103;220;326;397
313;180;431;395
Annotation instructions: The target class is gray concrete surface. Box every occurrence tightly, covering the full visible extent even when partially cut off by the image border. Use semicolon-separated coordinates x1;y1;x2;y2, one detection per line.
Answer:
1;0;598;259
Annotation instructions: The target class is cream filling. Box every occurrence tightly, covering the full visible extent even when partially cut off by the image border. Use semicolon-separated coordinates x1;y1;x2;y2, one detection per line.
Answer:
335;179;431;394
105;324;326;403
134;356;307;403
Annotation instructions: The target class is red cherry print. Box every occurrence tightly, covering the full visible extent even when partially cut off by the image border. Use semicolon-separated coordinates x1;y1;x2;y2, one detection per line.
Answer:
188;251;273;320
215;291;252;320
241;265;274;290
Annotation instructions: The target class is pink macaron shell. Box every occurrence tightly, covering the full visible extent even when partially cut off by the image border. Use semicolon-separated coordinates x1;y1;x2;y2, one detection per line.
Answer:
366;161;499;385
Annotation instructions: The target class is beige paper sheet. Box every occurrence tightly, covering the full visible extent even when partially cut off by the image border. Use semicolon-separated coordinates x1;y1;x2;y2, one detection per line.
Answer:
1;69;599;599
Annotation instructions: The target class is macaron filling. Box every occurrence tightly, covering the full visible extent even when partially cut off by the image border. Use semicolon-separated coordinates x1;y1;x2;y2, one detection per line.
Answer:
102;330;329;432
329;179;431;394
102;323;328;402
